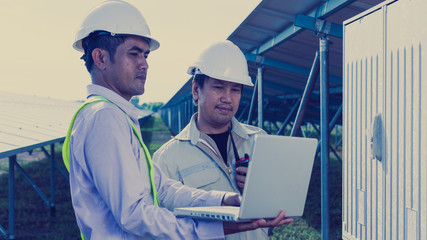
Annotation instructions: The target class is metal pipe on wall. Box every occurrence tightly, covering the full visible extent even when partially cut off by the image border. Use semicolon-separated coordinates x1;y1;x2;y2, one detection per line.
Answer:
319;36;330;240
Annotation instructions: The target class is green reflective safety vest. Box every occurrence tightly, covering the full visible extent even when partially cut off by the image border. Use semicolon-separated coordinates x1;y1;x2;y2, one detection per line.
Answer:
62;96;160;240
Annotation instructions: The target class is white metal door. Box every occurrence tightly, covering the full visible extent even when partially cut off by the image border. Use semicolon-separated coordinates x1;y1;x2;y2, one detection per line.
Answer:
343;0;427;239
343;6;385;239
384;0;427;239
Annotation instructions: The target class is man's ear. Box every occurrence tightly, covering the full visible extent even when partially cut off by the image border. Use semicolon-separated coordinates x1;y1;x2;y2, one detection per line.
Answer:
192;80;200;103
91;48;109;70
191;80;200;106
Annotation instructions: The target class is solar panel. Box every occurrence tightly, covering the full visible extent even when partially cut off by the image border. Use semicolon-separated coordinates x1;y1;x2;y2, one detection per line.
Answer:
0;91;82;159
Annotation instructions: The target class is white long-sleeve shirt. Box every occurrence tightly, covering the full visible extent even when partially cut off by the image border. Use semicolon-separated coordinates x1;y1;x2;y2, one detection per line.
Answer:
68;84;225;239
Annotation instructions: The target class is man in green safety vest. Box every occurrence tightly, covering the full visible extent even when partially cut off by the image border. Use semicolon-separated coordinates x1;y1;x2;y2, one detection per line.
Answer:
63;1;293;239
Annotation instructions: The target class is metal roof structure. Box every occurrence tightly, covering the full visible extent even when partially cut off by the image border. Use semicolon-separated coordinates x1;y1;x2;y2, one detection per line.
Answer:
160;0;385;136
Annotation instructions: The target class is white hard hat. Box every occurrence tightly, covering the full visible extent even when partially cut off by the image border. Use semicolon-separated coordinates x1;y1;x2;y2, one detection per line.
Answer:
73;0;160;52
187;40;253;86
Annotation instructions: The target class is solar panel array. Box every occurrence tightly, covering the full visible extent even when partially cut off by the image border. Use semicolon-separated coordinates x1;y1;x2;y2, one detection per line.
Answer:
0;91;82;159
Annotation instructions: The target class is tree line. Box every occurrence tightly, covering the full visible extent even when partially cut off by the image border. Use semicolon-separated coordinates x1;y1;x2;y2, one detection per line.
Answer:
130;97;164;112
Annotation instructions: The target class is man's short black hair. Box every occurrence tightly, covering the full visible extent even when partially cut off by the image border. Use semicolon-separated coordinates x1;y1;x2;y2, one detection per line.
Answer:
192;74;208;106
193;74;208;89
80;31;128;72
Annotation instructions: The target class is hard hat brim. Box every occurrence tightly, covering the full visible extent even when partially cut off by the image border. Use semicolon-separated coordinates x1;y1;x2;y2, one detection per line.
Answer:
73;33;160;52
188;67;254;87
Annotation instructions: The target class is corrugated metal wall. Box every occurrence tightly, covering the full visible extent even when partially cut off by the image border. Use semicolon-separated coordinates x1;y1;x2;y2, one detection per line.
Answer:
343;0;427;239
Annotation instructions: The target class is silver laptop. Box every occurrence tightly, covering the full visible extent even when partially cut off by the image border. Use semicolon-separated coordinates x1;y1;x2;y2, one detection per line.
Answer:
173;135;318;222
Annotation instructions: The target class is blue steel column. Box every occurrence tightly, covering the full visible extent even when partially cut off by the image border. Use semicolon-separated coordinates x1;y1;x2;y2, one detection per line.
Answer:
319;36;330;240
178;105;182;133
50;144;56;217
256;64;264;129
291;51;320;136
8;155;16;239
246;77;257;125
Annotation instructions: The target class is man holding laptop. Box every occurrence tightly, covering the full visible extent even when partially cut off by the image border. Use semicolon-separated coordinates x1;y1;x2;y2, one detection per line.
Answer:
153;40;277;239
65;1;293;239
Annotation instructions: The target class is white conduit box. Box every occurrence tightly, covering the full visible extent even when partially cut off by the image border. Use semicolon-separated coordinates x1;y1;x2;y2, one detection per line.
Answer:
342;0;427;239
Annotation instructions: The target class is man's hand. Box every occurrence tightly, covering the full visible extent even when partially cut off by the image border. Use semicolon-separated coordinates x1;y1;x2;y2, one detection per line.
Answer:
235;167;248;193
222;192;241;206
223;211;294;235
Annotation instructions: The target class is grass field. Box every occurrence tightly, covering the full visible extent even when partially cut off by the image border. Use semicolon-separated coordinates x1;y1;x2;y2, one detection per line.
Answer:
0;114;342;239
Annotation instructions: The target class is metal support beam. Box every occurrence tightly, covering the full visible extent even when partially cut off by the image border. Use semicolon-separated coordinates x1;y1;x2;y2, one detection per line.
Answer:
43;145;68;183
305;122;315;138
335;134;343;147
329;105;343;134
245;53;342;85
285;122;294;136
295;14;343;38
320;36;330;240
255;7;295;21
54;160;69;182
272;121;280;132
41;145;56;217
251;0;356;55
256;60;264;129
246;77;257;125
3;143;77;238
315;104;343;155
291;51;320;136
300;126;307;137
14;162;51;207
8;155;16;240
50;144;56;217
276;99;301;135
253;100;269;127
240;25;278;37
178;105;182;133
329;145;342;163
0;224;7;239
237;103;250;122
311;121;320;134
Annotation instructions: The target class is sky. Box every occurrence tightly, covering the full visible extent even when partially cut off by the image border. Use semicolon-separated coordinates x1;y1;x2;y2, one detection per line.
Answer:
0;0;261;103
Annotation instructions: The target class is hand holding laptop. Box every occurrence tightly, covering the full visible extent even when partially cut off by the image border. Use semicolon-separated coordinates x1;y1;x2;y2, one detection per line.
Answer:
174;135;318;222
223;210;294;235
221;192;294;235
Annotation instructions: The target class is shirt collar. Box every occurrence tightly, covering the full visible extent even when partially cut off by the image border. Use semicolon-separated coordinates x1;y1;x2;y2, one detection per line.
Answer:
86;84;141;122
175;113;250;144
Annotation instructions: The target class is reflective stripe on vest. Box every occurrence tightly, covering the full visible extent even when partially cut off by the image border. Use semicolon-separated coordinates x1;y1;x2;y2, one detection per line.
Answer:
62;96;160;239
